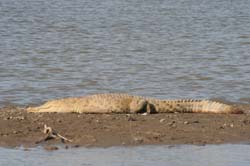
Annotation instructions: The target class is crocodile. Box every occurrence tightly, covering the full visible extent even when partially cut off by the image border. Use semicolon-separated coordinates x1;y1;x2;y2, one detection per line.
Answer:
27;93;243;114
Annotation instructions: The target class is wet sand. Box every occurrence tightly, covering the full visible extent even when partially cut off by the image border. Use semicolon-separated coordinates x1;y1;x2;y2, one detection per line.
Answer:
0;104;250;149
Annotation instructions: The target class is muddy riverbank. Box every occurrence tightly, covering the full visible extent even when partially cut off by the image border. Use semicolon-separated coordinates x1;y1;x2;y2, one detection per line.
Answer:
0;104;250;149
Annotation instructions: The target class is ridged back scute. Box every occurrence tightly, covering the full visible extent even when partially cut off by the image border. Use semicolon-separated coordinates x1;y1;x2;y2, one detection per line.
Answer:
148;98;242;114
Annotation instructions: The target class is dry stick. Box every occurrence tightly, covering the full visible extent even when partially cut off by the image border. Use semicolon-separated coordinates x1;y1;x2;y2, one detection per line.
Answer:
36;124;73;144
44;124;73;142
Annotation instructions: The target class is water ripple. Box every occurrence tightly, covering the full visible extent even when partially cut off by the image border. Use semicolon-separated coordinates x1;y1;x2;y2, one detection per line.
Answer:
0;0;250;106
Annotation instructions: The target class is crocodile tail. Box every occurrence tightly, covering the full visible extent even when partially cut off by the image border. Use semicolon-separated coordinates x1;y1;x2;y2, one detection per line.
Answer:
192;100;243;114
156;99;243;114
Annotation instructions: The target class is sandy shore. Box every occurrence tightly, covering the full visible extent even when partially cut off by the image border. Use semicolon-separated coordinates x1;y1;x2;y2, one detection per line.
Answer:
0;104;250;149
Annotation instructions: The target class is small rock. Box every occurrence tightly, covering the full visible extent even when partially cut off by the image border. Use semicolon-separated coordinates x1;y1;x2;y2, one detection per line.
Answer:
44;146;59;151
159;119;165;123
192;120;199;123
27;127;32;132
91;138;97;143
168;121;176;126
152;132;162;139
3;116;12;120
12;130;18;134
243;119;250;124
16;116;25;120
133;137;144;144
219;126;225;129
170;137;176;140
171;124;177;128
128;116;136;121
142;113;148;116
72;144;80;148
23;148;30;151
184;121;189;125
230;124;234;128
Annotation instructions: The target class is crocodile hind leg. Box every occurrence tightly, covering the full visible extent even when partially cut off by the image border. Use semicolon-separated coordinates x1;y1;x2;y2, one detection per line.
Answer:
129;99;148;113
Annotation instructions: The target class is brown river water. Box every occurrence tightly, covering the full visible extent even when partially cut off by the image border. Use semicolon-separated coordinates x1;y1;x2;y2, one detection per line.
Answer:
0;0;250;106
1;145;250;166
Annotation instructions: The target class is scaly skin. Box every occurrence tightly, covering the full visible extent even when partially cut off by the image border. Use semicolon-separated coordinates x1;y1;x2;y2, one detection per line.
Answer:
27;93;243;114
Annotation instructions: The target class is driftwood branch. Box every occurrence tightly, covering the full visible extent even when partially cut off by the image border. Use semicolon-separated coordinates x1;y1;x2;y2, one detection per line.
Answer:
36;124;72;144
